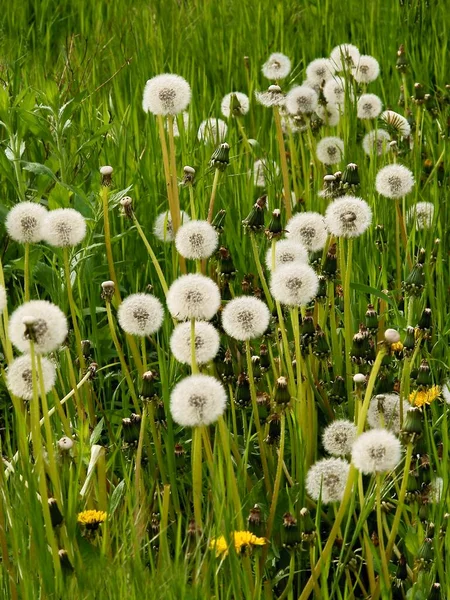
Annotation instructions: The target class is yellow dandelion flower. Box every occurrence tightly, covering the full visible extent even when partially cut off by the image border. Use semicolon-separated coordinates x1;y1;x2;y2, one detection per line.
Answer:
77;510;107;530
210;531;267;557
391;341;403;352
409;385;440;408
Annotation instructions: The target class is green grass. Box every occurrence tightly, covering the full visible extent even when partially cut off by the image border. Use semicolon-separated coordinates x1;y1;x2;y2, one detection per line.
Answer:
0;0;449;598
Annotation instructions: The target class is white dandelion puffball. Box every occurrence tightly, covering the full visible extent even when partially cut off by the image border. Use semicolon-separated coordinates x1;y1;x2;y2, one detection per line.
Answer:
367;393;411;434
222;296;270;341
322;420;357;456
0;285;6;312
330;43;360;71
262;52;291;80
169;112;190;137
221;92;250;118
351;428;402;474
324;196;372;238
353;55;380;83
323;77;347;106
153;211;190;243
429;478;444;503
44;208;87;247
406;202;434;230
254;85;286;108
265;239;308;271
285;212;328;252
306;458;350;504
306;58;335;85
170;374;227;427
380;110;411;137
6;354;56;401
117;293;164;337
443;381;450;405
316;136;345;165
357;94;383;120
170;321;220;365
142;74;191;116
375;164;415;199
316;104;340;127
252;158;280;188
362;129;391;156
384;329;400;344
9;300;68;354
175;220;219;260
197;118;228;144
285;86;318;115
6;202;48;244
270;263;319;307
167;274;221;321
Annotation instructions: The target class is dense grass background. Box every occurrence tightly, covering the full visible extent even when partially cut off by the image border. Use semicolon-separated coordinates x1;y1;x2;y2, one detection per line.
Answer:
0;0;449;598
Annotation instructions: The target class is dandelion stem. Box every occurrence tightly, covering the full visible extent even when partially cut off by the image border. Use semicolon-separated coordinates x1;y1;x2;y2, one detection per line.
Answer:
192;426;203;529
376;473;390;592
265;411;286;544
396;198;412;269
131;213;169;296
273;106;292;220
339;239;354;417
24;243;30;301
101;185;121;304
207;168;221;223
62;248;84;369
250;234;274;311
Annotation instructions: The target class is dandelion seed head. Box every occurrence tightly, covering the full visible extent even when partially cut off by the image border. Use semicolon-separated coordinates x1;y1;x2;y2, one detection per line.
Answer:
352;428;402;474
353;55;380;83
323;77;347;106
153;211;190;243
6;202;48;244
406;202;434;230
442;380;450;405
170;321;220;365
142;74;191;116
306;58;335;85
170;374;227;427
169;112;190;137
384;328;401;344
252;158;280;188
0;285;6;312
9;300;68;354
367;393;411;433
167;274;221;321
254;85;285;108
58;436;74;451
222;296;270;341
285;85;318;115
362;129;391;156
285;212;328;252
6;354;56;400
357;94;383;119
44;208;87;247
270;263;319;307
324;196;372;238
316;136;345;165
306;457;350;503
380;110;411;137
265;239;308;271
175;220;219;260
330;43;360;71
221;92;250;118
197;118;228;144
322;420;358;456
99;166;113;176
376;164;415;198
316;104;340;127
262;52;291;80
117;293;164;337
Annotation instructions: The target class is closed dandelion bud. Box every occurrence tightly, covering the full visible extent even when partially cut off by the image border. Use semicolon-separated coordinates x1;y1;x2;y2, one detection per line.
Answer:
401;407;423;441
216;246;236;280
209;142;230;171
403;326;415;354
351;331;368;364
265;412;281;445
235;373;251;408
242;199;266;232
396;45;408;73
341;163;360;188
211;209;226;233
313;326;330;358
402;263;425;296
266;209;283;239
58;549;73;573
174;443;186;470
282;512;301;547
100;165;113;186
101;280;115;301
315;275;327;301
299;507;316;542
140;371;159;401
416;360;432;386
48;498;64;527
416;537;433;565
81;339;92;359
414;82;425;104
182;166;196;186
322;243;338;279
417;247;426;265
122;415;141;444
274;376;290;406
219;348;235;383
119;196;133;218
256;392;270;421
429;583;441;600
330;376;346;403
251;355;262;382
247;504;264;536
365;304;378;334
259;344;270;371
417;308;432;332
395;554;408;584
154;401;166;426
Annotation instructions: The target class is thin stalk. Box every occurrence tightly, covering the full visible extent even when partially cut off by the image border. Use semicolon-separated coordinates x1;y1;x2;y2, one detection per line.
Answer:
250;234;274;311
167;115;181;233
376;474;390;592
395;198;412;269
218;417;243;527
101;185;121;304
207;168;221;223
339;239;354;416
132;213;169;296
188;185;197;220
273;106;292;220
192;427;203;528
190;318;198;374
62;248;84;369
24;243;30;301
156;115;175;225
264;412;286;545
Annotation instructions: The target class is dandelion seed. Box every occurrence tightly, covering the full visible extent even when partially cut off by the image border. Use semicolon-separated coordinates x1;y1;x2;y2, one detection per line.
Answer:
323;77;348;106
322;420;357;456
362;129;391;156
5;201;48;244
409;386;440;408
306;58;335;85
375;164;415;198
265;239;308;271
316;104;340;127
442;380;450;405
6;354;56;400
44;208;87;247
262;52;291;80
285;212;328;252
351;428;402;474
406;202;434;230
175;220;219;260
330;43;360;71
210;531;267;557
117;293;164;337
9;300;68;354
357;94;383;119
353;55;380;83
380;110;411;137
167;274;221;321
222;296;270;341
221;92;250;118
306;457;350;504
316;136;345;165
251;158;280;188
153;211;190;243
285;85;318;115
0;285;6;312
142;74;191;116
367;393;411;433
77;510;107;530
197;118;228;144
170;374;227;427
170;321;220;365
270;263;319;307
254;85;285;108
324;196;372;238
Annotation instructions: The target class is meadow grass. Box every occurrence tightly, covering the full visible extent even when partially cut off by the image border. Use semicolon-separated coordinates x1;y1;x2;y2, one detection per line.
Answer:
0;0;449;598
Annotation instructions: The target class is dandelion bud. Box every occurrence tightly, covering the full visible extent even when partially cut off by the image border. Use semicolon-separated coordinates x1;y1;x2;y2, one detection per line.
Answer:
330;376;346;403
58;436;74;452
265;209;283;240
174;443;186;470
416;360;432;387
81;339;91;359
140;370;159;401
282;512;301;547
48;498;64;527
216;246;236;280
401;407;423;441
300;507;316;542
100;165;113;186
414;82;425;103
341;163;360;188
235;373;250;408
313;326;330;359
384;329;401;344
242;200;265;232
211;209;226;233
402;263;425;296
365;304;378;334
122;414;141;444
119;196;133;218
247;505;263;536
315;276;327;301
416;537;433;566
209;142;230;171
265;413;281;445
100;280;114;302
321;243;337;280
273;376;290;406
417;308;432;332
396;45;408;73
58;549;73;573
